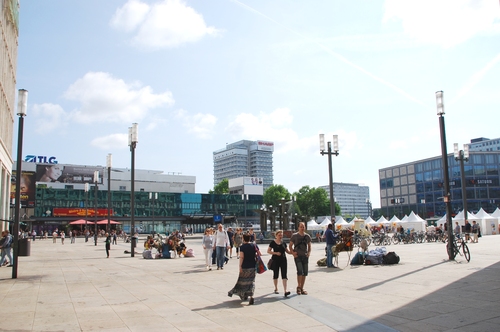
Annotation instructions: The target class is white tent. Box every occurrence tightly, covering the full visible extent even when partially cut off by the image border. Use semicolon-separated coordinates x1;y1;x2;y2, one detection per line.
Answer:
452;210;479;226
364;216;377;224
491;208;500;235
474;208;498;236
388;215;401;225
333;216;350;230
319;217;332;228
307;219;321;230
376;216;389;226
436;214;447;225
400;211;426;232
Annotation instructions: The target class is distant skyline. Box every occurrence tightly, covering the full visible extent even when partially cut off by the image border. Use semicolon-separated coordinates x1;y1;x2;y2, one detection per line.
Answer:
15;0;500;208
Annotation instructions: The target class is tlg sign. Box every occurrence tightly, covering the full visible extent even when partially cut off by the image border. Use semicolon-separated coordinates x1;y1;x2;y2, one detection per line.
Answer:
25;155;58;164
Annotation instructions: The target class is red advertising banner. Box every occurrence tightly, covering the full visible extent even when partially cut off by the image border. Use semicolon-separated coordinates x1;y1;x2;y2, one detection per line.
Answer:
53;208;112;217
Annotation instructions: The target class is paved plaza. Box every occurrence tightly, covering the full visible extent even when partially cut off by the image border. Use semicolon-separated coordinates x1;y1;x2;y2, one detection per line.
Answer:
0;233;499;332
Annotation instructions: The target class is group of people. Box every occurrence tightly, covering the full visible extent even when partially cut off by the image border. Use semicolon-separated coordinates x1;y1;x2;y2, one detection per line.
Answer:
454;220;481;243
222;222;313;305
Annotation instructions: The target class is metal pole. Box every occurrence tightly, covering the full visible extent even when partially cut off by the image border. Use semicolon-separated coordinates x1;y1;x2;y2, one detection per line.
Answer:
130;143;135;256
94;174;98;246
458;150;468;222
438;114;454;260
12;114;25;279
107;154;112;233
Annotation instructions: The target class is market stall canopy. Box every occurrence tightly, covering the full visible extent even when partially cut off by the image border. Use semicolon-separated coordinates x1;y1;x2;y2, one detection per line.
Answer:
307;219;321;230
96;219;122;224
452;210;478;225
376;216;389;225
69;219;94;225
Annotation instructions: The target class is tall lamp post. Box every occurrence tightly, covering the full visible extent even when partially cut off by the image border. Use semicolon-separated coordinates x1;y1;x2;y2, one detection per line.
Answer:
320;134;339;226
454;143;469;222
436;91;454;260
84;183;89;241
149;192;157;234
106;154;112;233
129;123;138;257
12;89;28;279
93;171;99;246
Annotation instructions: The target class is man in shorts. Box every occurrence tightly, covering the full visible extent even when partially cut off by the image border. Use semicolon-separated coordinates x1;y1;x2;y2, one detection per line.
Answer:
289;222;312;295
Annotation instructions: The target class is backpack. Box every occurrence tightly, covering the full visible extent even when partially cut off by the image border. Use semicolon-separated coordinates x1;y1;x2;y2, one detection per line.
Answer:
350;252;365;265
317;257;327;266
365;254;383;265
383;252;400;265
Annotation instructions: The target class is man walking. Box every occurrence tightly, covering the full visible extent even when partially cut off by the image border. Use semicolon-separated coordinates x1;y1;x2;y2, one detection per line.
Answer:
0;230;13;267
289;222;312;295
213;224;230;270
324;223;338;268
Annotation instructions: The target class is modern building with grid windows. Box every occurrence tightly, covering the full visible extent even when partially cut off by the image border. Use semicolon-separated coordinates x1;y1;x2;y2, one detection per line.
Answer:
320;183;371;219
213;140;273;190
379;147;500;220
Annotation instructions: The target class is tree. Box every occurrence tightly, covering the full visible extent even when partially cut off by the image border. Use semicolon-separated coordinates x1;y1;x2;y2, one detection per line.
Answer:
209;179;229;194
294;186;340;218
263;184;291;208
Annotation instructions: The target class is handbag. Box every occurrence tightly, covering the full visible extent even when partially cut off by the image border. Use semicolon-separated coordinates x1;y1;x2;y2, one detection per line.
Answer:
267;257;273;270
254;244;267;274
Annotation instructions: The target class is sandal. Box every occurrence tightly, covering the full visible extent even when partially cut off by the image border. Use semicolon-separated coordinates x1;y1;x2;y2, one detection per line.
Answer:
296;287;302;295
301;289;308;295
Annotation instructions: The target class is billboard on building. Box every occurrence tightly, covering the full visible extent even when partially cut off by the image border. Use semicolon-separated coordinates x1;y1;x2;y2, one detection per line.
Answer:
10;171;36;208
36;164;104;184
256;141;274;152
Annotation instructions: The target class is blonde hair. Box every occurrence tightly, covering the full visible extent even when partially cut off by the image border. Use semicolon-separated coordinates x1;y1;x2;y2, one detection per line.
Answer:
275;230;283;237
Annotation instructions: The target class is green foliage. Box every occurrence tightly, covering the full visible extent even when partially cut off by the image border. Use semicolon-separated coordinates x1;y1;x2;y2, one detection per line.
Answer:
293;186;340;218
209;179;229;194
263;184;291;207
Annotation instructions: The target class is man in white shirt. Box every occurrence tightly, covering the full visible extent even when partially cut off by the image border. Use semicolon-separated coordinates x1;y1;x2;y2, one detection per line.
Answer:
213;224;230;270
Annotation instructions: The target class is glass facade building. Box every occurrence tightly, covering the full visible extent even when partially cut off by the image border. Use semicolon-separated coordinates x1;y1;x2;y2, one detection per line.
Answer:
379;151;500;219
320;183;371;219
213;140;273;190
29;187;262;235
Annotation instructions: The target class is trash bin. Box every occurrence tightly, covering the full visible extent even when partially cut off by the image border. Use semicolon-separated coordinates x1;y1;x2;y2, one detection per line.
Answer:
132;236;138;248
18;238;31;256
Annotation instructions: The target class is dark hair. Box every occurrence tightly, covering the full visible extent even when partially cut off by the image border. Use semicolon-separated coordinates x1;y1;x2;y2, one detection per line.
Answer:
327;224;333;229
243;234;251;242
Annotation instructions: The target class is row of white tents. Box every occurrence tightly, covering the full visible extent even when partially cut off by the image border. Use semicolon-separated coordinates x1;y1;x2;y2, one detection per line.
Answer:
306;207;500;235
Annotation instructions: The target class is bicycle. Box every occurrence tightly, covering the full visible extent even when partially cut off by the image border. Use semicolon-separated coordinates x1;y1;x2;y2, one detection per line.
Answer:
448;234;470;262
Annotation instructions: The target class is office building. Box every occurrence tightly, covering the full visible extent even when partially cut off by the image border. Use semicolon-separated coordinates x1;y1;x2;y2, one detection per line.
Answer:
0;0;20;231
213;140;273;190
379;149;500;219
320;183;371;219
468;137;500;152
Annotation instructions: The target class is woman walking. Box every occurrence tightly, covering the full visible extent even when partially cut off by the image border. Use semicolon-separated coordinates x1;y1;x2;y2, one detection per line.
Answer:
228;234;259;305
267;230;291;297
202;228;214;270
105;233;111;258
233;228;243;258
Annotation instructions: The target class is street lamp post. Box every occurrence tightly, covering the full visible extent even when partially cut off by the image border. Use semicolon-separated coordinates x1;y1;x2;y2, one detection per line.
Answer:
84;183;89;242
436;91;454;260
129;123;138;257
93;171;99;246
320;134;339;226
106;154;112;233
149;192;157;235
12;89;28;279
454;143;469;222
366;199;371;219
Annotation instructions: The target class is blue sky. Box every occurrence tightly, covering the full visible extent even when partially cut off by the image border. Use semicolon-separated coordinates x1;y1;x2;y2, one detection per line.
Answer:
16;0;500;208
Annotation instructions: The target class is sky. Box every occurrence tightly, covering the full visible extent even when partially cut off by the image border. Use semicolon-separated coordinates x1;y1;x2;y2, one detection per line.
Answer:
15;0;500;208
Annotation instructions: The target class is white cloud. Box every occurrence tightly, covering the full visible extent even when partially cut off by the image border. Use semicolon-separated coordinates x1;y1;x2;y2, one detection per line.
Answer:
111;0;219;49
225;108;300;153
90;133;129;150
383;0;500;48
109;0;150;32
174;109;217;139
32;103;67;134
64;72;174;124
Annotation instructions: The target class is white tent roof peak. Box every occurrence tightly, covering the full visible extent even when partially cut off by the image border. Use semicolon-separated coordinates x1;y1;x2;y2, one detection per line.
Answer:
491;208;500;218
474;208;495;219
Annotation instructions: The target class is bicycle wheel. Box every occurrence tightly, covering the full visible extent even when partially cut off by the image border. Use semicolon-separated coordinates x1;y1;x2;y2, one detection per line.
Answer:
462;243;470;262
392;236;400;245
364;237;372;246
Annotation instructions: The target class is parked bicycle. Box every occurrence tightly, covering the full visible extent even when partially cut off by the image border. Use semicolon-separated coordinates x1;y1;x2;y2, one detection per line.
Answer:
448;234;470;262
